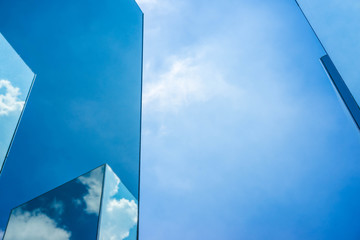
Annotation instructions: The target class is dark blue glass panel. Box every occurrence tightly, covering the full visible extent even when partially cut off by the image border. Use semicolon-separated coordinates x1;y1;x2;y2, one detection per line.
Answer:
98;165;138;240
0;0;143;233
3;165;105;240
0;33;34;173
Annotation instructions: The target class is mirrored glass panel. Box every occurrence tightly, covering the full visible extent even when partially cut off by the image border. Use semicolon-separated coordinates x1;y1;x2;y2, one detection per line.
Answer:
98;165;138;240
3;165;105;240
0;0;143;232
296;0;360;127
0;33;34;173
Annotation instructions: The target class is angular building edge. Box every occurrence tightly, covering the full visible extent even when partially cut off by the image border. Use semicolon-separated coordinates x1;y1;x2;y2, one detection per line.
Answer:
3;164;138;240
295;0;360;131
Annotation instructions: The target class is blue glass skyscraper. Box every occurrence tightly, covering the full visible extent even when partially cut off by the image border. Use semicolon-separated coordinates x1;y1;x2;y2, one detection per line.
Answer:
0;0;143;238
3;165;138;239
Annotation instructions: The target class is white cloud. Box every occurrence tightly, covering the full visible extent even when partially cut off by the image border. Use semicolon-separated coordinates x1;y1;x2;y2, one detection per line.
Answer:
4;209;71;240
72;198;82;207
136;0;360;239
108;173;121;197
78;167;103;215
107;199;138;223
100;198;138;240
51;199;65;216
99;168;138;240
0;79;25;116
0;229;4;239
143;51;240;114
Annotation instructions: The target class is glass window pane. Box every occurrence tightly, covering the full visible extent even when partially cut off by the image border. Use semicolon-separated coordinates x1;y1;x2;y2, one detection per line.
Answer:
98;165;138;240
0;0;143;233
0;33;34;173
3;165;105;240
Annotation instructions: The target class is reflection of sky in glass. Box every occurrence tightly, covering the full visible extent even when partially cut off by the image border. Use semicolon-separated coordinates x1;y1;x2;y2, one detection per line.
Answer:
99;165;138;240
0;33;34;173
296;0;360;106
4;165;104;240
3;164;139;239
0;0;142;231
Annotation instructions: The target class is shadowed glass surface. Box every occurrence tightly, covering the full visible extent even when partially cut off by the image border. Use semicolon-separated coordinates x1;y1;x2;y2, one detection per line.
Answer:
0;33;34;173
3;165;105;240
296;0;360;122
0;0;143;232
98;165;138;240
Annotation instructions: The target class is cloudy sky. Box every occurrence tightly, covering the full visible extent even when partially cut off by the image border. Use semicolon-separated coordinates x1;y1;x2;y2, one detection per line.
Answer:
136;0;360;239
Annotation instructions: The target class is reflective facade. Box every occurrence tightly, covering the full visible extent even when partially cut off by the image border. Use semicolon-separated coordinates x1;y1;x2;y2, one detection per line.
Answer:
0;0;143;236
3;165;138;240
98;165;138;240
296;0;360;129
0;34;34;173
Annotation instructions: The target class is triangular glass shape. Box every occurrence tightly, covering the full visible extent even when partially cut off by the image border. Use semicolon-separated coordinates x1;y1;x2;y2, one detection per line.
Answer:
3;165;105;240
98;165;138;240
0;33;35;174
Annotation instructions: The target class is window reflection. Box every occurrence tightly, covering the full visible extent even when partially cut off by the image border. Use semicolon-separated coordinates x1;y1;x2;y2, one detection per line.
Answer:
3;164;139;239
0;33;34;173
3;165;105;240
0;0;143;232
98;165;138;240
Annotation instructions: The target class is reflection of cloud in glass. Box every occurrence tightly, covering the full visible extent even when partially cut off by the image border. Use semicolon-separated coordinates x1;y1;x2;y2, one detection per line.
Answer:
3;165;104;239
99;166;138;240
4;209;71;240
0;229;4;239
77;166;104;215
0;79;24;116
103;198;138;240
50;199;65;216
0;33;35;174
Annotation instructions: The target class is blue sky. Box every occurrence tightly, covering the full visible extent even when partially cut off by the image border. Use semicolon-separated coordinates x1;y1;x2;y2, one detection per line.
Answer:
137;0;360;239
1;0;360;239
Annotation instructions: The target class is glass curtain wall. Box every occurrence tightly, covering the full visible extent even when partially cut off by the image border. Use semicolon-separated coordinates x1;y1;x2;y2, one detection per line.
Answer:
0;34;34;173
3;164;138;240
0;0;143;235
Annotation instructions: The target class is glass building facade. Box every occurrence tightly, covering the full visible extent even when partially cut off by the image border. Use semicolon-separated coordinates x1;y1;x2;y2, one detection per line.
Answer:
3;165;138;240
296;0;360;129
0;0;143;237
1;0;360;239
0;34;35;173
